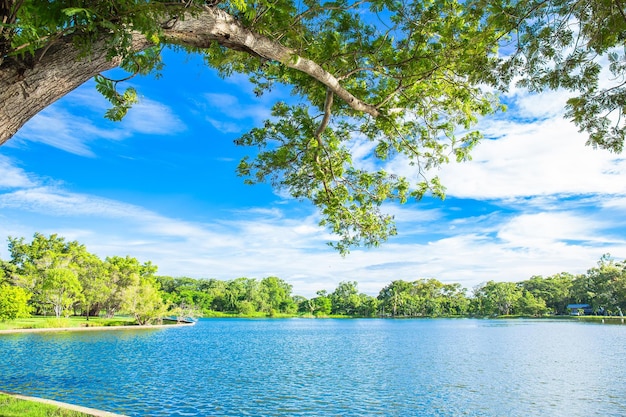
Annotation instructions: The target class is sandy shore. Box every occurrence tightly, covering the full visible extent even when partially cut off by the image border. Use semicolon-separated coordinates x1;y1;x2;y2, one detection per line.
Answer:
1;391;130;417
0;321;195;335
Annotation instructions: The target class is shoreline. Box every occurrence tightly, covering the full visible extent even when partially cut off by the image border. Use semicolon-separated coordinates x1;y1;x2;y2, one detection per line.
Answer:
0;391;129;417
0;321;195;335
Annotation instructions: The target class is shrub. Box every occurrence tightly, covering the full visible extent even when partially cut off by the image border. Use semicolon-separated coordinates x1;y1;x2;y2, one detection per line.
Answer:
0;284;32;321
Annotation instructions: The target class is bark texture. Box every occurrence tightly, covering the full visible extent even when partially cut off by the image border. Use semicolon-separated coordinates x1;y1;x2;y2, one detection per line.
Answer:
0;36;152;145
0;6;378;146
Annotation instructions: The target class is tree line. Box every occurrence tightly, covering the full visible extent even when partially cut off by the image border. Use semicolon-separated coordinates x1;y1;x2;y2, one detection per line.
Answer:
1;234;625;322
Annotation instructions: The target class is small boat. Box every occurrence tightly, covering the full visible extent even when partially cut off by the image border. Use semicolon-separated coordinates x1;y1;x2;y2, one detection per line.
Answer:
163;316;198;324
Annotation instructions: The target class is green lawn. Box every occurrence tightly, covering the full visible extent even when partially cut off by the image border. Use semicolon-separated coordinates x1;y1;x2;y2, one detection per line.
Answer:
0;393;94;417
0;316;136;331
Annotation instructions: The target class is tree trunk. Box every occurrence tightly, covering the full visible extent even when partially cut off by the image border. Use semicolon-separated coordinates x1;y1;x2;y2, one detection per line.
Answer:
0;6;378;146
0;36;151;145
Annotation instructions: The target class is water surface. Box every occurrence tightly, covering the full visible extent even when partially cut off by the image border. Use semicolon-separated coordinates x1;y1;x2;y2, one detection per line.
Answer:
1;318;625;416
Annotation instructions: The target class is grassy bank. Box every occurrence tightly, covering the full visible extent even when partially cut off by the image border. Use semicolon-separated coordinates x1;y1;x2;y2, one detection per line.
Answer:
0;316;136;331
0;393;94;417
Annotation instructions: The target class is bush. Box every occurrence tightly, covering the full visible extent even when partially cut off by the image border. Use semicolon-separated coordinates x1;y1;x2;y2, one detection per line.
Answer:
0;284;32;321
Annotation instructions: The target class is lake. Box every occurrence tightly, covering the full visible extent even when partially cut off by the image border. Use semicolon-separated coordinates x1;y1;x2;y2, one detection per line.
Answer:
1;318;625;416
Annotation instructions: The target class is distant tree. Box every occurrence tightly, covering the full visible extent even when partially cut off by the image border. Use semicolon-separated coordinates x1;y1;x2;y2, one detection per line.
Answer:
471;281;521;316
156;276;215;314
125;277;167;325
440;283;470;316
356;293;379;317
103;255;155;318
580;254;626;314
521;273;574;315
223;277;262;313
301;290;332;316
42;268;83;318
260;276;293;314
73;250;107;319
515;291;549;317
378;279;468;317
6;233;84;314
203;279;230;312
315;296;332;316
378;280;413;317
330;281;362;315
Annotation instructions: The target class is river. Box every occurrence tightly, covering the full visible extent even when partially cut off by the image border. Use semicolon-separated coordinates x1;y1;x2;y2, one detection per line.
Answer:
1;318;625;416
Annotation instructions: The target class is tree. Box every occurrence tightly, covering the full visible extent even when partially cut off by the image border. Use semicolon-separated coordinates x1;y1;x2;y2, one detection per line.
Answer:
579;254;626;314
223;277;262;313
440;283;470;316
124;276;167;325
521;273;574;314
378;280;413;317
102;255;144;318
515;291;549;317
42;267;83;318
74;252;108;319
260;276;294;314
496;0;626;151
6;233;86;314
471;281;521;316
0;284;31;321
300;290;332;316
2;0;622;251
330;281;363;315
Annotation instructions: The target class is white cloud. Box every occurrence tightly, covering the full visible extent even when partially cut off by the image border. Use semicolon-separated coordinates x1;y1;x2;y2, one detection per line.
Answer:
436;113;626;200
511;89;570;120
199;90;276;133
0;156;35;189
205;93;240;108
14;107;121;157
206;118;243;134
0;187;146;218
496;212;608;246
122;99;185;135
12;84;185;156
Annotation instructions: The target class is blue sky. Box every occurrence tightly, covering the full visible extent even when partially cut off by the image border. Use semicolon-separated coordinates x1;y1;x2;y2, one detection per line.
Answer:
1;48;625;298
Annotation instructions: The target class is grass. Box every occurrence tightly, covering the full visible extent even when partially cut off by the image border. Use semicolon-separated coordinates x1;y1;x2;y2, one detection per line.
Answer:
0;316;137;331
0;393;93;417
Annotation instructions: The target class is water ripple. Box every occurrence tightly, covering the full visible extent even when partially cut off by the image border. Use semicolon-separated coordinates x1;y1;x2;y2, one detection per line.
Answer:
1;319;626;416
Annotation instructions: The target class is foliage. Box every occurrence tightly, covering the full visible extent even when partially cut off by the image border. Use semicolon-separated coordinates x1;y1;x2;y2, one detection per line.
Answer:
377;279;469;317
497;0;626;152
0;284;31;321
125;277;167;325
7;233;84;314
2;234;626;320
42;268;83;318
102;255;157;318
3;233;167;324
2;0;623;252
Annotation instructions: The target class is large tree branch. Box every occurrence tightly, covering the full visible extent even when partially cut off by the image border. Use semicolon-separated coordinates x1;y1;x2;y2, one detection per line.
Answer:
0;5;379;146
163;7;380;117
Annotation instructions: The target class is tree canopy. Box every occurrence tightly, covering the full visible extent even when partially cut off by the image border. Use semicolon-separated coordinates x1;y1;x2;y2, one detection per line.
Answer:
1;0;623;251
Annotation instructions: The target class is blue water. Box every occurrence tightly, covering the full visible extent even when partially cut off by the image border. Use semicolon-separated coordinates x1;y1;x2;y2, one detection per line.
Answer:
1;318;625;416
